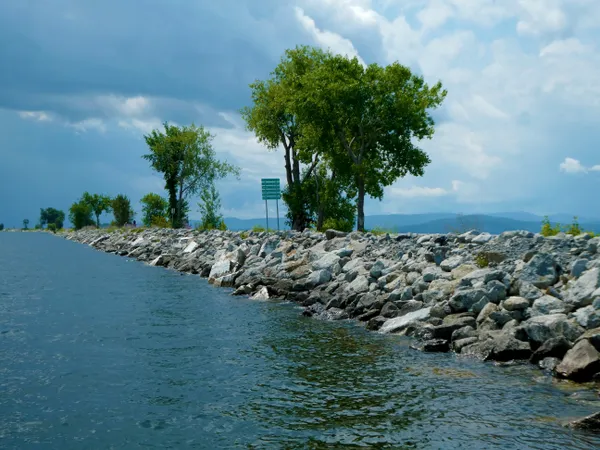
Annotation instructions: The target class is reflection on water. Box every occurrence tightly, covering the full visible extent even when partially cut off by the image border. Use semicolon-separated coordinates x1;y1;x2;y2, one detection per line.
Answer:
0;233;599;449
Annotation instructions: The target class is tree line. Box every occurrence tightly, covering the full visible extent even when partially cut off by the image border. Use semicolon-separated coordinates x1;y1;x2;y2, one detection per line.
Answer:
4;45;446;233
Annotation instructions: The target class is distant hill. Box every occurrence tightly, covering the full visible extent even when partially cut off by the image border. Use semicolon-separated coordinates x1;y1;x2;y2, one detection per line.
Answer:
213;212;600;234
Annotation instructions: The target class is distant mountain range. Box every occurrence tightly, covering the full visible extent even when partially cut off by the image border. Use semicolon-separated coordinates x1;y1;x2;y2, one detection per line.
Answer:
197;212;600;234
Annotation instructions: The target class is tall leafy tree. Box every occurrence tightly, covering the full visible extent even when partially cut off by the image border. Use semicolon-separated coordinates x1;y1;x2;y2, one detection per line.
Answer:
140;193;169;227
241;46;328;231
0;223;4;231
293;50;447;231
82;192;112;227
143;123;239;228
40;207;65;229
22;219;29;230
69;200;94;230
111;194;134;226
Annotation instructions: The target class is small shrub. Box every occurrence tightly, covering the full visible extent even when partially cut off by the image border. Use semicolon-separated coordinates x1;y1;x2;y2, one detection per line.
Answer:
151;216;171;228
564;216;582;236
47;223;57;233
252;225;267;233
322;217;354;233
475;253;489;268
240;231;249;240
369;227;394;236
540;216;561;237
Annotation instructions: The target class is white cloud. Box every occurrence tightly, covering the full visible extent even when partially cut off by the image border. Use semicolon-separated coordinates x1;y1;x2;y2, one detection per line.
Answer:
18;111;52;121
389;185;448;198
294;7;366;66
560;157;600;174
67;118;107;133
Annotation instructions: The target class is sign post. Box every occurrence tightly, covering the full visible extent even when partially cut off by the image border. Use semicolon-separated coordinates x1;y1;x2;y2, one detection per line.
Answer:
261;178;281;231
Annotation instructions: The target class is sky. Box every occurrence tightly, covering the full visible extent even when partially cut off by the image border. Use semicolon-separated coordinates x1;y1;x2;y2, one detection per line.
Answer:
1;0;600;228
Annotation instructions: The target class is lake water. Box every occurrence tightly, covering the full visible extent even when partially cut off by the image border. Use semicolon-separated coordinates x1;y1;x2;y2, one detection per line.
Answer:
1;232;599;449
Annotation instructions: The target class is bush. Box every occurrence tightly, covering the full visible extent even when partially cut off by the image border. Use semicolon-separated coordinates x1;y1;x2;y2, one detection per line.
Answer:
111;194;134;227
240;231;249;239
0;223;4;231
322;217;354;233
252;225;266;233
69;201;95;230
564;216;582;236
151;215;171;228
369;227;395;236
47;223;57;233
475;253;489;268
540;216;561;237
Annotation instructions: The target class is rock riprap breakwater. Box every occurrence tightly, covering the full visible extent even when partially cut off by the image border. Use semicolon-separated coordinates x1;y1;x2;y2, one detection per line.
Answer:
63;228;600;383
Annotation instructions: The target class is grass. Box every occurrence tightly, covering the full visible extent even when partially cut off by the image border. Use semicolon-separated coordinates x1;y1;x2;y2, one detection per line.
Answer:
368;227;395;236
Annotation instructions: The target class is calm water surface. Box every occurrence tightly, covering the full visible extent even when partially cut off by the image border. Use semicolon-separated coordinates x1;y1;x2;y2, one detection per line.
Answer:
1;232;599;449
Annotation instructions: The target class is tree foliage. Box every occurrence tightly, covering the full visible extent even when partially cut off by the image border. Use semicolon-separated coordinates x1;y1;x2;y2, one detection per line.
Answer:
291;50;447;231
197;184;226;231
241;46;328;231
82;192;112;227
140;193;169;227
111;194;134;227
0;223;4;231
143;122;239;228
22;219;29;230
40;207;65;229
69;200;94;230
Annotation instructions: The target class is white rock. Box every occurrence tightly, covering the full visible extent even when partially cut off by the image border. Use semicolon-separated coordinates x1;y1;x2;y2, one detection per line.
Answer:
379;307;432;334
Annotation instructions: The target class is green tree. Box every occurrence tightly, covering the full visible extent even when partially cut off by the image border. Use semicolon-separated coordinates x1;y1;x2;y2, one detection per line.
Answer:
143;123;239;228
82;192;112;227
111;194;134;227
241;46;327;231
0;223;4;231
140;193;169;227
282;163;355;231
40;207;65;229
197;184;226;230
292;49;447;231
47;223;57;233
22;219;29;230
69;200;94;230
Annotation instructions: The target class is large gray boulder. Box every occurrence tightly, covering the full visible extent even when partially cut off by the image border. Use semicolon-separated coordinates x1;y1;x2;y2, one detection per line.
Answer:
379;307;431;334
521;314;584;346
519;253;558;289
306;269;332;288
346;275;369;294
529;337;573;363
573;305;600;329
563;267;600;308
448;289;488;313
555;339;600;381
527;295;569;317
311;253;341;274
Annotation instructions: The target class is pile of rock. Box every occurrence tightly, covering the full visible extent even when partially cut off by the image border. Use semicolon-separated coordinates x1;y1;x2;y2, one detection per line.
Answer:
62;227;600;383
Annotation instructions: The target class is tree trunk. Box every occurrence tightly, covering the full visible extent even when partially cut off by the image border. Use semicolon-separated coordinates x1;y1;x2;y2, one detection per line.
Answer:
356;176;365;232
95;214;100;228
166;177;178;227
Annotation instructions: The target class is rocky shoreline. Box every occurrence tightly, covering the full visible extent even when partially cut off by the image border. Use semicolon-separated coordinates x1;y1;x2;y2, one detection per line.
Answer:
61;227;600;386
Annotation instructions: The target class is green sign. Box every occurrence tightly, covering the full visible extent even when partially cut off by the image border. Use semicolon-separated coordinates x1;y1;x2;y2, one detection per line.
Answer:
261;178;281;200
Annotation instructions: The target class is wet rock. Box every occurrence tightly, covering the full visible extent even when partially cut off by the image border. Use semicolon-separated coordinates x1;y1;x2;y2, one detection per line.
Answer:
366;316;387;331
568;412;600;432
555;339;600;381
251;287;270;301
529;337;573;363
452;336;479;352
451;325;477;342
539;357;561;372
396;300;424;317
412;339;450;353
